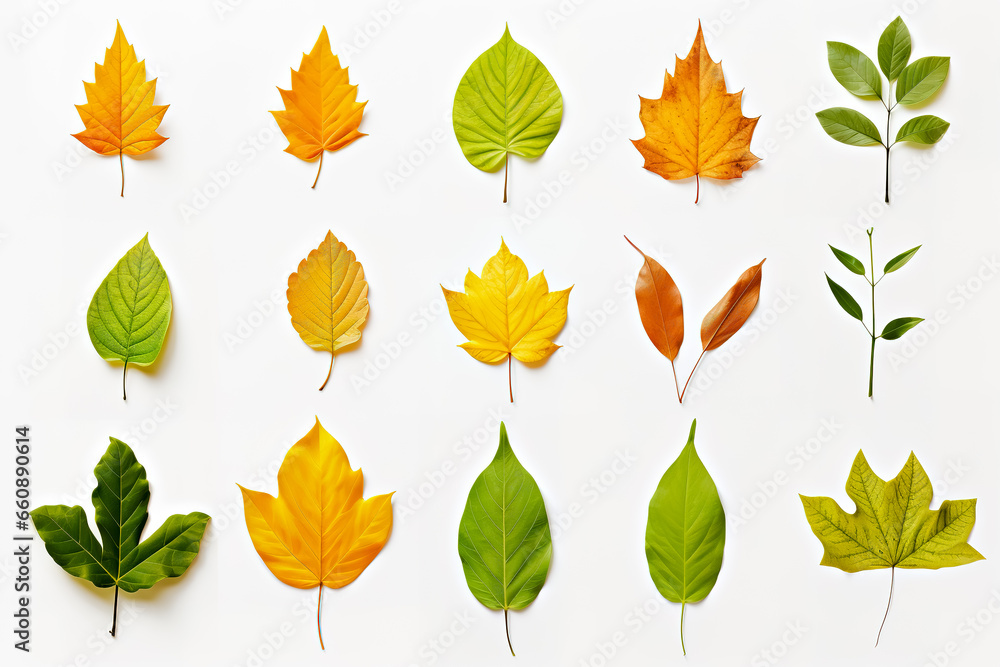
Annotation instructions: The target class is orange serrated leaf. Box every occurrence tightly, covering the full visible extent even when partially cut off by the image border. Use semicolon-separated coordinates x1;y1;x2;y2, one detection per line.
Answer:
287;231;369;391
239;418;393;650
632;22;760;203
270;27;368;188
72;21;168;197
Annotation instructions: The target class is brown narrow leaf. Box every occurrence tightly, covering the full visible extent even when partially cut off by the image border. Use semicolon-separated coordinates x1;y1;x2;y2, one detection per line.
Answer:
625;237;684;362
700;260;765;351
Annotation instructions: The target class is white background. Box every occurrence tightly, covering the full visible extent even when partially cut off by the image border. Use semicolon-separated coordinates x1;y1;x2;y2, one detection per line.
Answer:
3;0;1000;666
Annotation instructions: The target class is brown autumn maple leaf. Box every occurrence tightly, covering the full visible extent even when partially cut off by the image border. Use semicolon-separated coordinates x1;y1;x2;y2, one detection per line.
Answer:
271;27;367;188
73;21;168;197
633;22;760;203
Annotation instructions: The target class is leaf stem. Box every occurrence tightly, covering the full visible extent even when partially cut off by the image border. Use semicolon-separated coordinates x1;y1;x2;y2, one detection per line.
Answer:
884;83;892;204
312;151;324;189
122;361;127;401
505;608;515;656
503;159;508;204
694;174;700;204
875;566;895;647
679;601;687;656
317;586;325;650
868;229;876;398
678;348;708;403
670;360;681;403
319;353;335;391
507;354;513;403
119;150;124;198
110;585;119;636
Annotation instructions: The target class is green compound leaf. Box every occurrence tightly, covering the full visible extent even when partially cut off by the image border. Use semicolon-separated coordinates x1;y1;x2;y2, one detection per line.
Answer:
816;107;882;146
881;316;923;340
884;245;921;273
458;422;551;656
645;420;725;656
453;25;563;203
829;245;866;275
827;42;882;99
877;17;911;81
87;233;171;400
825;274;864;321
800;450;983;644
896;56;950;105
30;437;209;636
895;115;950;144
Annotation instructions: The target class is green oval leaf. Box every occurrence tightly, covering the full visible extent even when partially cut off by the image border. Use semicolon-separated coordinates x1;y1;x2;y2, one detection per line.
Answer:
458;423;551;654
87;233;172;400
827;42;883;99
877;17;911;81
896;56;950;105
453;26;563;198
816;107;882;146
826;274;864;321
895;115;950;144
829;244;866;275
881;317;923;340
884;245;921;273
645;420;725;655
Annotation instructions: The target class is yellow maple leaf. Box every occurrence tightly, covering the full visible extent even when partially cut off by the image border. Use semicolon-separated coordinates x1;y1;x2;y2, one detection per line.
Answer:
632;22;760;203
443;240;572;402
287;231;369;390
270;27;367;188
239;418;392;649
72;21;168;197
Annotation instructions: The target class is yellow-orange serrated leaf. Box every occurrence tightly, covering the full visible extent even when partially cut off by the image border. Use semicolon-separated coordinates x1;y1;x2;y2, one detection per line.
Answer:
287;231;369;391
239;418;393;649
632;22;760;203
72;21;168;197
270;27;367;188
443;240;572;402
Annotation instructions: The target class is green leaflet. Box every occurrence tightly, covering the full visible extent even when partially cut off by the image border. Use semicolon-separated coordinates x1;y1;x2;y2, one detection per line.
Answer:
895;115;950;144
30;438;209;636
877;17;911;81
816;107;882;146
453;25;563;203
828;245;866;275
645;420;725;656
827;42;882;99
896;57;950;105
87;234;171;400
801;451;983;644
457;423;551;656
884;245;921;273
825;273;863;321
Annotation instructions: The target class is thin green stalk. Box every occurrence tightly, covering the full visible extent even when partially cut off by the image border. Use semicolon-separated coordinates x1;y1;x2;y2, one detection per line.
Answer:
679;601;687;656
868;229;876;398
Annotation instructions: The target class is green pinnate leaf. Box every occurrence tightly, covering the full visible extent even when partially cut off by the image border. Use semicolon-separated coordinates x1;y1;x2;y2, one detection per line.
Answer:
87;233;172;400
645;420;725;655
878;17;911;80
829;245;866;275
881;317;923;340
453;26;563;202
825;274;864;321
896;56;950;105
884;245;921;273
458;423;551;655
816;107;882;146
827;42;883;99
895;115;950;144
30;438;210;635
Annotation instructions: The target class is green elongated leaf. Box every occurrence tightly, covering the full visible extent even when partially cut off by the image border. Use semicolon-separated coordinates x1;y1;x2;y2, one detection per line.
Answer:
896;56;950;105
884;245;921;273
30;438;210;635
645;420;725;656
816;107;882;146
458;422;551;656
453;26;563;202
87;233;172;400
895;115;950;144
881;317;923;340
827;42;883;99
829;245;866;275
825;274;863;321
877;17;911;80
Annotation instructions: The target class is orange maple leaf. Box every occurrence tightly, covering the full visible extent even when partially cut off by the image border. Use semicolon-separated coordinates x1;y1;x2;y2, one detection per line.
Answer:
270;27;367;188
73;21;168;197
632;22;760;203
